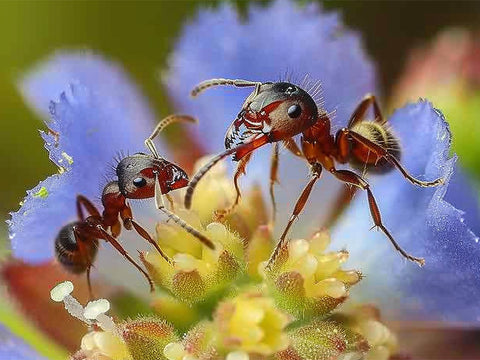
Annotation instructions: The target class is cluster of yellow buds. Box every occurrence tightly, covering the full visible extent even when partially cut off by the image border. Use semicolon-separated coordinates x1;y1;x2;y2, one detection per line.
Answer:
57;159;398;360
263;230;362;318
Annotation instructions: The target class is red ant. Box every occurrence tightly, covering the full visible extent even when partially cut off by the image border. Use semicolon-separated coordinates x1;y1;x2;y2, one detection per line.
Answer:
55;115;215;296
184;79;443;268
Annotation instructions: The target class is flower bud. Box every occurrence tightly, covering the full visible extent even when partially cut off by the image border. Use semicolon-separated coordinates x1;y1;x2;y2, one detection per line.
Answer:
214;293;290;355
245;225;273;280
276;321;368;360
267;232;360;317
121;317;179;360
172;270;205;301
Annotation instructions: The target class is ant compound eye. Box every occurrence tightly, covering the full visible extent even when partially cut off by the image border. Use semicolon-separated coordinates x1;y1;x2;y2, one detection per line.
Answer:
133;177;147;188
287;104;302;118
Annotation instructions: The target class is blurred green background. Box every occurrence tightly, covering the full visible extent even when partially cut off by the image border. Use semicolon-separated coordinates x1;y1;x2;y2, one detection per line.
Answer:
1;0;480;242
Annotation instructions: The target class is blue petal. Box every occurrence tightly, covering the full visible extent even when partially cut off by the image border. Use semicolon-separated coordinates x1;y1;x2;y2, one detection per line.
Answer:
332;101;480;323
164;0;377;231
0;324;47;360
165;0;376;146
9;52;162;263
445;168;480;236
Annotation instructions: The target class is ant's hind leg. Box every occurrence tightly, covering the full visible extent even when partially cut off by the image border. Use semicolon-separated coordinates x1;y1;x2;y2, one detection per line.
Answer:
348;94;385;128
343;129;444;187
330;167;425;266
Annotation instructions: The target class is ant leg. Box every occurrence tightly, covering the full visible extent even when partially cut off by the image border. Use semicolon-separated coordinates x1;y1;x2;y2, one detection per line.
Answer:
266;165;322;270
86;266;94;300
72;228;96;298
166;194;175;212
343;129;444;187
185;138;269;209
130;220;173;265
76;195;100;220
282;138;303;157
269;143;280;222
329;167;425;266
97;227;155;292
145;115;197;159
191;78;262;97
154;173;215;249
120;202;173;263
348;94;384;128
215;153;252;220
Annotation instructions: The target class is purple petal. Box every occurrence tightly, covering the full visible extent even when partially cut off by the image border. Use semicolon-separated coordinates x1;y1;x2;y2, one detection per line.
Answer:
332;101;480;323
164;0;377;230
9;52;162;263
0;324;47;360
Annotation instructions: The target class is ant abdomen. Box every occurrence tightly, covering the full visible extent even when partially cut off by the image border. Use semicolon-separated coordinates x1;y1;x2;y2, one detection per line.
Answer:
55;222;99;274
349;121;401;174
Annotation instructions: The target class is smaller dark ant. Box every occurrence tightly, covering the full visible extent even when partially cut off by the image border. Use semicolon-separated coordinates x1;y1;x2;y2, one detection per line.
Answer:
55;115;215;296
184;78;443;268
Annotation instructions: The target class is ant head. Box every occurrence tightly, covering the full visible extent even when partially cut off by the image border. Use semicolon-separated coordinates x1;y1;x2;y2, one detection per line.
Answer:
242;82;319;141
116;153;189;199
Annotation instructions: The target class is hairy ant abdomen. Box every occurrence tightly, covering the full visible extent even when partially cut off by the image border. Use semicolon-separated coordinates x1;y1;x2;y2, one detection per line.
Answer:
55;222;99;274
349;121;401;174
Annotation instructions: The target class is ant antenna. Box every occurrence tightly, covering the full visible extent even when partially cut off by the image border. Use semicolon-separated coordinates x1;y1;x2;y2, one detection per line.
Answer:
190;78;262;97
184;139;267;209
145;115;197;159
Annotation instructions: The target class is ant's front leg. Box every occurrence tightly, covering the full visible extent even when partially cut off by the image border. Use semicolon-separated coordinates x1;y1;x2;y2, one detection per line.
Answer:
130;220;173;265
329;167;425;266
266;163;323;270
269;139;305;223
166;194;175;212
154;172;215;250
215;152;252;221
339;128;444;187
119;202;173;264
269;143;280;222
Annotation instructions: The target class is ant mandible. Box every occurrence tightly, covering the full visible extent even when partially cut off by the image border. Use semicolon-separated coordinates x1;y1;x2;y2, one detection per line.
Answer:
56;115;215;296
184;78;443;268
